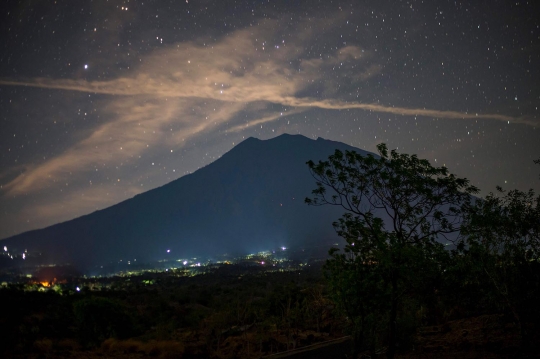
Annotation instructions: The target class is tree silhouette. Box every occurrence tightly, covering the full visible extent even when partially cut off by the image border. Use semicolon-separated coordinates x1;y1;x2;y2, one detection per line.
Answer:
461;185;540;347
306;144;478;358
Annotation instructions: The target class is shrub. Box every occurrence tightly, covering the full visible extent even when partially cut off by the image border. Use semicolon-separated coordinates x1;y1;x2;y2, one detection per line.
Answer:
74;296;136;347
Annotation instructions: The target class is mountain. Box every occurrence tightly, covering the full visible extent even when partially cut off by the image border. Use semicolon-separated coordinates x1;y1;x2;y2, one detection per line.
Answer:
0;134;373;269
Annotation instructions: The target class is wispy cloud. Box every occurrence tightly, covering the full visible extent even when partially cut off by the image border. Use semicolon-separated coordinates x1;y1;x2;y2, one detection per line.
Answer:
0;18;531;202
278;97;530;124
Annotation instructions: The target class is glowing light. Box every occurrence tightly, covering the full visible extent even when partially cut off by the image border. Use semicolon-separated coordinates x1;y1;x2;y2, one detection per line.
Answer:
183;261;188;265
76;287;80;292
281;247;286;251
261;261;265;265
3;246;6;251
84;64;88;69
167;249;170;253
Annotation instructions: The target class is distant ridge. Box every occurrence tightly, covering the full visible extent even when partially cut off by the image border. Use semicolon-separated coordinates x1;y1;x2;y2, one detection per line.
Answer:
0;134;372;269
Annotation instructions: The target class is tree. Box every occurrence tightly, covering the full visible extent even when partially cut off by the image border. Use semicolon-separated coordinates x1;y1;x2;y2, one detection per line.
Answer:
306;144;478;358
461;186;540;346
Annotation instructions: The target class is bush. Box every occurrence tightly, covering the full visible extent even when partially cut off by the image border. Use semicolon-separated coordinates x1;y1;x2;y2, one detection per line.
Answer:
33;338;53;353
102;338;184;358
74;296;136;347
56;338;80;351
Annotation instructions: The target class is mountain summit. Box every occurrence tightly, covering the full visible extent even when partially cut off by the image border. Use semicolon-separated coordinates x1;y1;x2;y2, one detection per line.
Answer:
1;134;372;268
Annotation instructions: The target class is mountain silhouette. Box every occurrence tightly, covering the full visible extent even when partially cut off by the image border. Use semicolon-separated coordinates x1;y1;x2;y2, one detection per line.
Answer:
1;134;373;269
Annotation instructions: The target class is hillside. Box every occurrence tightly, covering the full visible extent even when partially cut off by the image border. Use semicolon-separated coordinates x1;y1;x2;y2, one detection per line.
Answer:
1;134;371;268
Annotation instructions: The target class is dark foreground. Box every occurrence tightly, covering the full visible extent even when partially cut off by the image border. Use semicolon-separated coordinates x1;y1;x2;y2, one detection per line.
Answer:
1;262;538;359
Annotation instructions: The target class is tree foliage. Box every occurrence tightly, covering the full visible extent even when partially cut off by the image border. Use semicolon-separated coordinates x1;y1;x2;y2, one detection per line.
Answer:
460;186;540;345
306;144;479;358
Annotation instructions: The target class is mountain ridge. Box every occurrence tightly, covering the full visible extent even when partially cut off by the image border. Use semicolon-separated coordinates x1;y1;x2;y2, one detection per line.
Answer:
1;134;373;269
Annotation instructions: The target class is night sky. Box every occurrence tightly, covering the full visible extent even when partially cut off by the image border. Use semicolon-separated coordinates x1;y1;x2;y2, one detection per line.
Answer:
1;0;539;240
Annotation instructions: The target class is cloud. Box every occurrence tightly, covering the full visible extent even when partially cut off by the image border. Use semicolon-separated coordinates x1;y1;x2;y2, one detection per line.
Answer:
278;97;531;124
0;39;526;124
29;182;142;228
227;108;305;133
0;18;533;201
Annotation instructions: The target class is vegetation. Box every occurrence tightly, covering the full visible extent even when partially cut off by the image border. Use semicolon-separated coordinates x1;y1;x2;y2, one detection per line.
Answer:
460;186;540;347
307;144;479;358
0;264;347;359
307;144;539;358
73;296;137;347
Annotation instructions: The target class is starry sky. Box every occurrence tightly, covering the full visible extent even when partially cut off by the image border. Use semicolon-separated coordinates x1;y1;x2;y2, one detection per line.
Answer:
1;0;539;240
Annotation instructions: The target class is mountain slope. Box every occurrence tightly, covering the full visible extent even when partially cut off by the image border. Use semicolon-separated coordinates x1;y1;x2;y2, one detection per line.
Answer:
1;134;372;268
